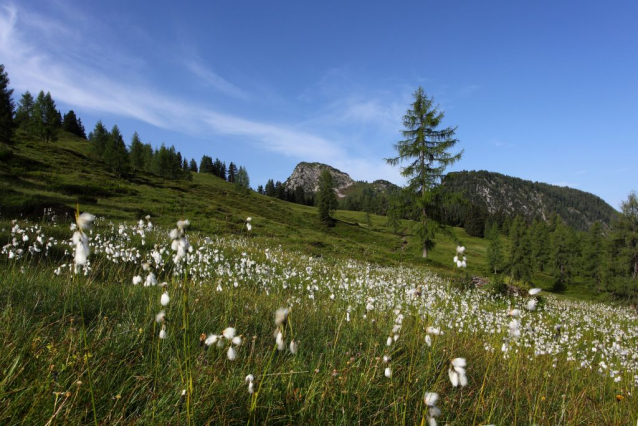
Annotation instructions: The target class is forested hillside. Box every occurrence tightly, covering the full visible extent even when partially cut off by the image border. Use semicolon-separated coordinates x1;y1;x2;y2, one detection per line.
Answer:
441;170;616;231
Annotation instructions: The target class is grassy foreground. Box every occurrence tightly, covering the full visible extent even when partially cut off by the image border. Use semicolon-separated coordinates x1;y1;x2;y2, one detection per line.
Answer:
0;218;636;425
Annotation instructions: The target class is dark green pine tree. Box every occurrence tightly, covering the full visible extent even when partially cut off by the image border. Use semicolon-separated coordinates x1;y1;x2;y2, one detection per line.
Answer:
199;155;213;173
42;92;60;142
385;192;403;235
0;64;14;144
227;162;237;183
128;132;145;171
89;120;110;159
386;87;463;258
104;125;130;177
316;169;338;225
486;223;505;274
608;192;638;299
582;221;606;291
62;110;83;137
15;91;34;137
550;216;572;292
265;179;275;197
189;159;198;172
235;166;250;193
508;216;533;282
257;185;264;195
294;185;306;205
530;219;550;272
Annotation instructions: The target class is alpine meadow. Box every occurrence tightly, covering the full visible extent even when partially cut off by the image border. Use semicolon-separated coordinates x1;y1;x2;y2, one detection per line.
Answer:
1;2;638;425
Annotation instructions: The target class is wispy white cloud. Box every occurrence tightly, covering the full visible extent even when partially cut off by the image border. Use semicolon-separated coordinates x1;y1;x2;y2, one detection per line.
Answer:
185;60;249;100
0;2;345;163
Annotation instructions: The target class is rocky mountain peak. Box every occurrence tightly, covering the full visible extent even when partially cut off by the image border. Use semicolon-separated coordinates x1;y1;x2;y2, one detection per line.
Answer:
285;162;355;197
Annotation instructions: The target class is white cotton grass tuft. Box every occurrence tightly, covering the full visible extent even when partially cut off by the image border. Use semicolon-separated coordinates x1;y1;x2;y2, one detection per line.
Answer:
275;308;289;327
424;392;438;406
232;336;242;346
448;358;468;387
289;339;298;354
159;327;167;339
204;334;218;346
76;212;96;231
155;310;166;323
384;367;392;378
526;299;538;311
425;334;432;347
529;288;542;296
132;275;142;285
160;291;170;306
245;374;255;393
276;331;285;351
456;245;465;255
227;346;237;361
222;327;237;339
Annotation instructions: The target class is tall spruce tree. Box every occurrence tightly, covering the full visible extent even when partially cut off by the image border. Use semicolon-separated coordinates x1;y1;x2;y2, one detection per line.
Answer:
486;223;505;274
227;162;237;183
508;216;533;282
90;120;110;159
386;87;463;258
550;216;572;292
104;125;130;176
316;169;338;225
582;221;606;291
235;166;250;193
530;219;550;272
128;132;145;171
0;64;14;143
608;192;638;299
189;159;198;172
15;91;34;137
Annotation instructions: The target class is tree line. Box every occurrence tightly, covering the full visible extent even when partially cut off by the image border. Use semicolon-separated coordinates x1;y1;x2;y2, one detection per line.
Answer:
485;195;638;301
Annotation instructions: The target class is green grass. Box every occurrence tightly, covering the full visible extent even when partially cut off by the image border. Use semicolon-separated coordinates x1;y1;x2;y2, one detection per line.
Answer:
0;220;636;425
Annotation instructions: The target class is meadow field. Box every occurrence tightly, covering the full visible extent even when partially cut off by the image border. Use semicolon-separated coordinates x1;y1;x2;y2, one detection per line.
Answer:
1;216;636;425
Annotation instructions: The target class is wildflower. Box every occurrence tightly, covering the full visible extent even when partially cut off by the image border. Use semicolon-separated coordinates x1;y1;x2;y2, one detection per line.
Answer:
204;334;218;347
76;212;96;231
155;310;167;323
386;336;393;347
276;331;285;351
289;339;298;354
275;308;289;327
132;275;142;285
526;299;538;311
424;392;441;426
159;327;167;339
529;288;542;296
456;246;465;255
426;327;442;335
232;336;242;346
222;327;236;339
425;335;432;347
384;367;392;378
245;374;255;394
448;358;468;387
227;346;237;361
161;291;170;306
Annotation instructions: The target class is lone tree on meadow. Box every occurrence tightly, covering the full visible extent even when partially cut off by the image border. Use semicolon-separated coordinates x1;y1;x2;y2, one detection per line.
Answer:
386;87;463;258
316;169;338;225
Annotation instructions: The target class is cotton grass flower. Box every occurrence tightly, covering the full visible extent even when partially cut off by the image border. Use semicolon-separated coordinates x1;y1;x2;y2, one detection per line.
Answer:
161;291;170;306
424;392;441;426
448;358;468;387
245;374;255;393
384;367;392;378
527;298;538;311
289;339;298;354
529;288;542;296
132;275;142;285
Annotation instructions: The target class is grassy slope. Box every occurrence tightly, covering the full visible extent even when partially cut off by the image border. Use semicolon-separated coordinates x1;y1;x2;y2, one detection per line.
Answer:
0;131;603;301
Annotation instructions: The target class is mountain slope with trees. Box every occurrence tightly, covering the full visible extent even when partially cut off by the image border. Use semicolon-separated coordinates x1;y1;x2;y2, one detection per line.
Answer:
440;170;616;231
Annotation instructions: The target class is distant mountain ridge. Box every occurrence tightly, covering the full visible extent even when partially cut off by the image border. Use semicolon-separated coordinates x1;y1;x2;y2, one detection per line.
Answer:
283;163;616;231
440;170;616;230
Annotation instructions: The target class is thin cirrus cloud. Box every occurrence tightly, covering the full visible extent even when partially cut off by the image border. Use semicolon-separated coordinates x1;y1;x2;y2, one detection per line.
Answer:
0;3;345;163
185;60;250;101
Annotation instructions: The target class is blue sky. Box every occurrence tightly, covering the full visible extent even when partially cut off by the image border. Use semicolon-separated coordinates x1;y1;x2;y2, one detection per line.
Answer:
1;0;636;209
